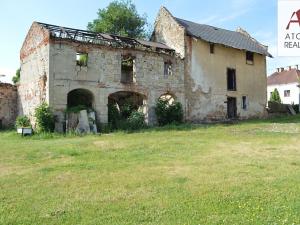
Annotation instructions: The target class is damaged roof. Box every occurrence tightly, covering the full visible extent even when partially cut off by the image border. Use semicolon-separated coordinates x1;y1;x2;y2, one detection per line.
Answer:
37;22;174;54
268;69;300;86
174;17;272;57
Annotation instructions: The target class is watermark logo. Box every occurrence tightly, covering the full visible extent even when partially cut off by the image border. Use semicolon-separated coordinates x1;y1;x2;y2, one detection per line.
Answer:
278;1;300;56
286;9;300;30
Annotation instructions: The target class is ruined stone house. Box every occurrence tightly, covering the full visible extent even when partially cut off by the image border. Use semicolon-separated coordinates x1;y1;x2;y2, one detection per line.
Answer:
16;7;272;131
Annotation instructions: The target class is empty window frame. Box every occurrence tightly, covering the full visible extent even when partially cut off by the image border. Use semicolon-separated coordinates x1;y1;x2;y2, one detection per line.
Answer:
121;55;135;83
246;51;254;65
164;61;173;78
210;43;215;54
76;52;88;67
227;68;236;91
242;96;247;110
284;90;291;97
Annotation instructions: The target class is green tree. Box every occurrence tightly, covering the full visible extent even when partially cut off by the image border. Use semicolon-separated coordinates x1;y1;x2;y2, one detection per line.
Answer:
270;88;281;103
12;68;20;84
87;0;148;39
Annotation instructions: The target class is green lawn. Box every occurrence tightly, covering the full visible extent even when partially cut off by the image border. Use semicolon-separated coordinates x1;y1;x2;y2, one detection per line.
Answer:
0;116;300;225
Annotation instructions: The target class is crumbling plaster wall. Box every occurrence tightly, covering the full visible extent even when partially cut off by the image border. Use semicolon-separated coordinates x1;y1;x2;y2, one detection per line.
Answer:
48;41;185;131
185;37;267;121
0;84;18;128
152;7;186;58
18;22;50;124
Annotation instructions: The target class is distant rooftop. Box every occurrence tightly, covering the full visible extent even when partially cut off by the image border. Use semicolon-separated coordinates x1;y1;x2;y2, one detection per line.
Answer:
268;68;300;86
174;17;272;57
37;22;174;55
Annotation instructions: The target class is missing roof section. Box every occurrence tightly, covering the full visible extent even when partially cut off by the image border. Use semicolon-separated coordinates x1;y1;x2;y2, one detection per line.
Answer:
37;22;175;55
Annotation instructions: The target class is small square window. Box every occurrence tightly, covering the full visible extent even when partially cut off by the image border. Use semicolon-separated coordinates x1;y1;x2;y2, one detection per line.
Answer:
284;90;290;97
76;52;88;67
164;61;173;78
210;43;215;54
246;51;254;65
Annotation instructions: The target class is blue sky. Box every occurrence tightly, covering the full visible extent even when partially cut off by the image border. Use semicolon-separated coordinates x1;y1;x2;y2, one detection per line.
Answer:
0;0;298;83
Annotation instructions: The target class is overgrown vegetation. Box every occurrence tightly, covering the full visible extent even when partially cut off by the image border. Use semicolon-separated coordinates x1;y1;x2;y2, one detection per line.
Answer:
34;102;55;133
87;0;149;39
108;101;146;131
155;99;183;126
12;68;20;84
15;115;31;128
270;88;281;103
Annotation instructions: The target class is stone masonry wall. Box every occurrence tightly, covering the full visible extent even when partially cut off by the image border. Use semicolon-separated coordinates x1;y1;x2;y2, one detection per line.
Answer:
152;7;186;58
0;83;18;128
48;41;185;131
18;22;50;125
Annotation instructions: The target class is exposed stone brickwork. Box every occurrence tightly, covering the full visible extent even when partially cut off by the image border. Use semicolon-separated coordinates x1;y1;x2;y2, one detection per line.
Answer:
0;83;17;128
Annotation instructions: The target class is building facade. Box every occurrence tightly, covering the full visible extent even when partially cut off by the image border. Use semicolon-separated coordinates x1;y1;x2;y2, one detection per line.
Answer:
18;7;271;131
267;67;300;105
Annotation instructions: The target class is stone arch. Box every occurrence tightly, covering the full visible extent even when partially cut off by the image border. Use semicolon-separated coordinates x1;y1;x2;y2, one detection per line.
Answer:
67;88;94;109
108;91;147;120
159;92;176;105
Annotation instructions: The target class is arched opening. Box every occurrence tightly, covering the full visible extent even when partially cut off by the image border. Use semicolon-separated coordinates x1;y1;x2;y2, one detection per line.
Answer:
108;91;147;125
159;93;176;106
67;89;94;109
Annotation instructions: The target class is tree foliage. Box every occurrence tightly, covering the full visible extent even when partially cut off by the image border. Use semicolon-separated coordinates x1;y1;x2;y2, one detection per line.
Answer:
87;0;148;39
12;68;20;84
270;88;281;103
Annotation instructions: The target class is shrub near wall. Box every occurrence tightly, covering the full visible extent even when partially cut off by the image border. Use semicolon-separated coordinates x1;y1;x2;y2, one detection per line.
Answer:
155;99;183;126
34;103;55;133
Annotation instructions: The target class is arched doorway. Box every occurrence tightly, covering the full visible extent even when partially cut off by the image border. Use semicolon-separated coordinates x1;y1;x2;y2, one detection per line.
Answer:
159;93;176;105
67;89;94;109
108;91;147;124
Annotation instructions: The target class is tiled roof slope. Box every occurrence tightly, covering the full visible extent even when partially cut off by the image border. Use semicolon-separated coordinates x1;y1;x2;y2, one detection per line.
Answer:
267;69;300;85
174;17;272;57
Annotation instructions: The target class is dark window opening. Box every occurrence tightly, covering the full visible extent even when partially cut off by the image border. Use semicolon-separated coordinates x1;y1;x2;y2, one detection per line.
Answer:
227;68;236;91
242;96;247;110
246;51;254;65
210;43;215;54
121;55;135;83
284;90;290;97
76;52;88;67
164;61;173;78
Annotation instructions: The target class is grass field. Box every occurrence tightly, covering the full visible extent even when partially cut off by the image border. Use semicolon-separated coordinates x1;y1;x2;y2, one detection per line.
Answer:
0;116;300;225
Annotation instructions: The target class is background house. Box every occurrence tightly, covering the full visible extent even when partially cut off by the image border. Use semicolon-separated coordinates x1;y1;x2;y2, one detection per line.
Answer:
267;66;300;105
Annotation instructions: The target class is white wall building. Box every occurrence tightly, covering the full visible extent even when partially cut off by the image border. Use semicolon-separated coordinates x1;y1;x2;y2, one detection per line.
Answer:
267;67;300;105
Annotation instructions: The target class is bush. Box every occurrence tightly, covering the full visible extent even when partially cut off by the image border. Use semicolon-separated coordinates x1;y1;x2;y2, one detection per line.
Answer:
15;116;31;128
34;102;55;133
124;111;146;131
155;99;183;126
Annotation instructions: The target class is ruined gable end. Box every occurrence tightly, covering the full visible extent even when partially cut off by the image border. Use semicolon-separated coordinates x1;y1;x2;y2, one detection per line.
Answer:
152;7;186;58
20;22;50;61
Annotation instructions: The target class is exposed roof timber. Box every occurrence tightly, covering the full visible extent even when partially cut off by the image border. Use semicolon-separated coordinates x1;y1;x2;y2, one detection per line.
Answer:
37;22;174;54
